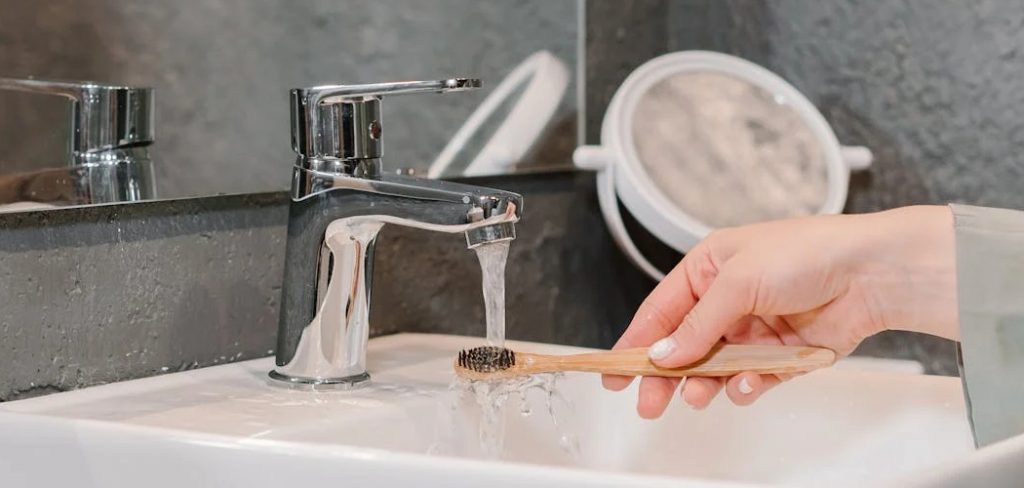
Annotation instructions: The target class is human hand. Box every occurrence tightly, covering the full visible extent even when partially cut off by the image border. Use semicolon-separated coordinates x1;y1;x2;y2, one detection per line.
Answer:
605;206;957;418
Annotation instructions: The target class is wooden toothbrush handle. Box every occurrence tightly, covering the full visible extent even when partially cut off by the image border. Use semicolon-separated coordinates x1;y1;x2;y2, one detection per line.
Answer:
534;344;836;377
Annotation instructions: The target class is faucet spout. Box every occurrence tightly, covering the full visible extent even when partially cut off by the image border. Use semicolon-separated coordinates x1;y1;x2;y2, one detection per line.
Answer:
465;205;517;248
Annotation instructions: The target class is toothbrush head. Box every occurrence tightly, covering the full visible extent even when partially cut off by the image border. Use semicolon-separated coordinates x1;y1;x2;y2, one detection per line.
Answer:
455;346;516;377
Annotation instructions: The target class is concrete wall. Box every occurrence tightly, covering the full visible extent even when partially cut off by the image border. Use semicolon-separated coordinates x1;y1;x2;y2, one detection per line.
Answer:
0;193;287;400
0;0;578;197
0;173;654;400
667;0;1024;212
590;0;1024;210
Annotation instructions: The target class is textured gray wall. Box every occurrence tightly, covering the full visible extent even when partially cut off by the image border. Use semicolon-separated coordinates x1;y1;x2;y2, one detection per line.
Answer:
0;0;578;198
588;0;1024;210
0;173;653;400
584;0;670;144
0;193;287;400
667;0;1024;212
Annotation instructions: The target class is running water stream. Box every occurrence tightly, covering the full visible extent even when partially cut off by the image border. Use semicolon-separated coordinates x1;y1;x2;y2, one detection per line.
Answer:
474;240;509;347
429;240;580;460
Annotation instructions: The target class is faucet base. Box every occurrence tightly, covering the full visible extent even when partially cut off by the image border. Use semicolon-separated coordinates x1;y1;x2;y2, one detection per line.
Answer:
268;370;371;390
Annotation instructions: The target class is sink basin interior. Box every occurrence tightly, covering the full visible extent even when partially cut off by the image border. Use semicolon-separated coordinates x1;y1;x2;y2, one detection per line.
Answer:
0;333;976;486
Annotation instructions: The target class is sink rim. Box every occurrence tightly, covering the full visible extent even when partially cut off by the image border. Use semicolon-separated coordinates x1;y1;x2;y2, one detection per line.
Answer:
0;333;996;487
0;403;740;488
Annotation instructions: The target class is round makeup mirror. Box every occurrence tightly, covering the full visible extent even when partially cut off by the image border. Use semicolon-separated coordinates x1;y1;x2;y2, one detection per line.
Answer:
575;51;871;281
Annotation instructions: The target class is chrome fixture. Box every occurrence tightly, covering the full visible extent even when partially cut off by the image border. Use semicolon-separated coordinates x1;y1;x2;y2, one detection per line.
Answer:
271;79;522;388
0;78;155;208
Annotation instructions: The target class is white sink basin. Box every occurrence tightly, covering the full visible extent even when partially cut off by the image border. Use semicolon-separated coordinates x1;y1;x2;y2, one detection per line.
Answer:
0;333;1014;487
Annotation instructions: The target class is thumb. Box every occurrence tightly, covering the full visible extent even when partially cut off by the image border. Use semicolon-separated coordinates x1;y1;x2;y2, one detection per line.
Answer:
647;267;755;367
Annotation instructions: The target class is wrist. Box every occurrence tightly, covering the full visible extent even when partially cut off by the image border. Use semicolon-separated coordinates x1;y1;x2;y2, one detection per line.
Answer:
852;206;959;340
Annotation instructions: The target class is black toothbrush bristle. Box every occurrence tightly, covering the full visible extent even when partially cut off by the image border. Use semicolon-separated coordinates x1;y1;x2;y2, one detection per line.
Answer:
457;346;516;373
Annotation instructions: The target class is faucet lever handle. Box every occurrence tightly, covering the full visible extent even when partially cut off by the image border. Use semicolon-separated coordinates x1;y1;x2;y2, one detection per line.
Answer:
290;78;481;165
0;78;154;154
298;78;480;105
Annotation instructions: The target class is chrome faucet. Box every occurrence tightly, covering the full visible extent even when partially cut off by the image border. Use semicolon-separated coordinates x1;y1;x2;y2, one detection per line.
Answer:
270;79;522;388
0;78;155;208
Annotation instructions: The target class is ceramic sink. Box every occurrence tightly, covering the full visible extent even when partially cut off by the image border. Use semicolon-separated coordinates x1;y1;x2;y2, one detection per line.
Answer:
0;333;1017;487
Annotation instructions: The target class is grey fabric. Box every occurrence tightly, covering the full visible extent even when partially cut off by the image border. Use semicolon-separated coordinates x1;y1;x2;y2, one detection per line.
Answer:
951;203;1024;446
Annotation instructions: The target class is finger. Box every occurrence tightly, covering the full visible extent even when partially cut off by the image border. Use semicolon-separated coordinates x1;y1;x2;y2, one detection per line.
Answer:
613;257;700;351
602;373;634;391
604;250;706;391
613;237;734;351
636;376;682;419
648;266;756;368
680;376;724;410
725;372;783;406
773;372;798;382
723;315;787;345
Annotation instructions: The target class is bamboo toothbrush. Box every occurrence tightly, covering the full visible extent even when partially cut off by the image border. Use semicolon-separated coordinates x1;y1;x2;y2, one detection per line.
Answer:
454;344;836;381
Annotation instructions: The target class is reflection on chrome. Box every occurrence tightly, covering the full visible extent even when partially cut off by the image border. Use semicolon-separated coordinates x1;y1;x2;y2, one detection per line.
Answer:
0;78;156;212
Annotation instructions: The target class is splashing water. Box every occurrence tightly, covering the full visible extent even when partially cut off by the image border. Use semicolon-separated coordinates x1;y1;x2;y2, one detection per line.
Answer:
474;241;510;347
430;373;580;460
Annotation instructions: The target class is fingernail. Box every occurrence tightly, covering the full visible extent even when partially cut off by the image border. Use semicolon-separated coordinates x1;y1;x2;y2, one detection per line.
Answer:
648;337;677;360
738;378;754;395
